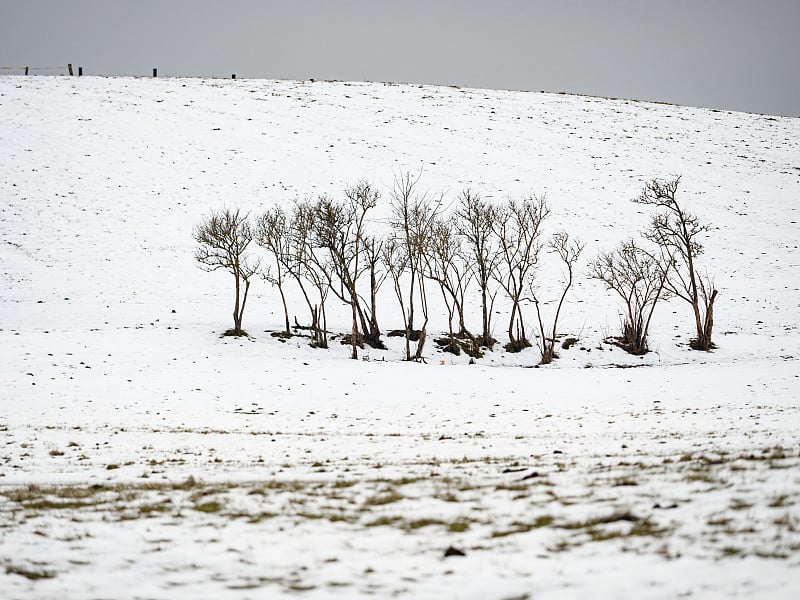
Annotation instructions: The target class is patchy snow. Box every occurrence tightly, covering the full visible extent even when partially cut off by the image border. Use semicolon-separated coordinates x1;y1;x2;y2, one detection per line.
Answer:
1;75;799;598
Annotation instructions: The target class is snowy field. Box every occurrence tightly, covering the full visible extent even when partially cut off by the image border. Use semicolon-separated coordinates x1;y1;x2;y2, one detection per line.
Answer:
1;75;799;598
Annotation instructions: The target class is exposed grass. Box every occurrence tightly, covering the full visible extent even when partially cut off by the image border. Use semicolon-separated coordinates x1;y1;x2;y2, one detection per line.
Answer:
628;520;669;537
698;455;727;465
613;477;639;487
375;476;428;486
6;565;56;580
448;521;470;533
363;490;403;506
730;498;753;511
773;514;798;532
295;511;352;523
559;511;642;530
193;501;222;513
406;518;447;530
2;448;797;566
768;494;790;508
435;491;460;503
332;480;357;489
3;484;105;503
287;583;317;592
23;499;101;511
364;516;402;527
189;487;230;502
492;516;554;538
754;550;790;559
245;512;277;524
685;470;715;483
138;501;172;515
586;528;625;542
555;511;669;546
495;483;529;492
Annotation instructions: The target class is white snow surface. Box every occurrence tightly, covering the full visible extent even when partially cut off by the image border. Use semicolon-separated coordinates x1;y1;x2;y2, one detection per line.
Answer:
1;75;799;599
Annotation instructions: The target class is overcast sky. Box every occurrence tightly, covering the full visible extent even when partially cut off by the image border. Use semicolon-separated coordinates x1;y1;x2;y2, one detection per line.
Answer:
2;0;798;116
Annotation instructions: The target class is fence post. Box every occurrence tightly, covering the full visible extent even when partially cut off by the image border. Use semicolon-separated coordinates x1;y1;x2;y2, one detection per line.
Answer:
232;74;236;79
68;63;74;76
25;66;29;76
78;67;83;76
153;68;157;77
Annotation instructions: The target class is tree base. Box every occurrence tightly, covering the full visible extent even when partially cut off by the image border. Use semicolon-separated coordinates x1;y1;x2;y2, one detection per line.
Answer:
606;336;649;356
690;338;717;351
504;338;532;353
362;332;387;350
340;333;365;349
434;336;484;359
561;337;579;350
387;328;422;342
223;329;248;337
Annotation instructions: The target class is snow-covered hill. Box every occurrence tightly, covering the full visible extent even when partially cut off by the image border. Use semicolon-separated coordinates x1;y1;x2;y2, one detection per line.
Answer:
1;76;799;598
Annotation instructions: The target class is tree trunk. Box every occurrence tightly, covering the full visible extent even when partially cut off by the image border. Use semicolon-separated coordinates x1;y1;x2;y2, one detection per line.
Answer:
320;301;329;349
239;278;250;335
508;301;518;346
413;275;429;361
356;303;370;344
407;272;416;332
414;327;427;361
693;289;717;351
441;286;455;341
481;287;488;345
278;285;290;334
351;297;359;360
370;266;380;337
311;305;319;345
457;306;468;339
233;272;242;334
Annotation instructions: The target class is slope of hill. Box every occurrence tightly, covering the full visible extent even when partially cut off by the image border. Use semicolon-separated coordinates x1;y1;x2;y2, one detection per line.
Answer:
1;76;799;598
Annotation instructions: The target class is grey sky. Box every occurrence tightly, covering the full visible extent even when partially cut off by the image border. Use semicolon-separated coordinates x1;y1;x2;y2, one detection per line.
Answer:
2;0;798;116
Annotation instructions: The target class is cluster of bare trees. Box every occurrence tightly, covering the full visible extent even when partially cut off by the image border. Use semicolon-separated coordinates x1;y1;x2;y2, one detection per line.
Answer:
194;174;585;364
193;174;718;363
589;176;718;353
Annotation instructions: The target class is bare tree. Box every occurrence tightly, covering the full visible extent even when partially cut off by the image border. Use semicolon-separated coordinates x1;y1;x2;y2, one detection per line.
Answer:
534;231;584;364
360;235;387;349
311;182;378;359
493;195;550;352
389;172;440;361
634;177;718;350
345;183;382;352
290;200;330;348
383;237;412;359
590;240;671;355
194;207;260;336
457;190;503;348
425;216;478;357
255;206;291;334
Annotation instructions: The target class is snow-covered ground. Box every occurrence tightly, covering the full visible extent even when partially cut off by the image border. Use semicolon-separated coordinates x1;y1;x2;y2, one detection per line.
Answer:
1;75;799;598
